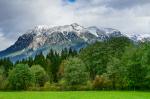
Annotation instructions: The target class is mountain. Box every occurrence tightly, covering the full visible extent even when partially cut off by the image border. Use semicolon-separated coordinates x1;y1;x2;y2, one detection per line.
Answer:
0;23;124;61
127;34;150;42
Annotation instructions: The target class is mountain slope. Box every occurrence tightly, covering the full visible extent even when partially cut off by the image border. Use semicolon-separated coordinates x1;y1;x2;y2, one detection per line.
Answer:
0;23;124;61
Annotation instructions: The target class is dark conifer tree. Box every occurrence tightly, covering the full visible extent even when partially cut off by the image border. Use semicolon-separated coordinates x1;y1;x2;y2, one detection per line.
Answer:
34;52;47;70
46;49;61;82
0;58;13;77
61;48;68;60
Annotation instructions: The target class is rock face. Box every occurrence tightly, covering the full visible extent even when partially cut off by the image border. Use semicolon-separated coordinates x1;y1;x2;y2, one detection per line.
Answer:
0;23;124;61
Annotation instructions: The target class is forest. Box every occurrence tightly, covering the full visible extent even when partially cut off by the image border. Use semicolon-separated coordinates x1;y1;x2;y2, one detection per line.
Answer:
0;36;150;91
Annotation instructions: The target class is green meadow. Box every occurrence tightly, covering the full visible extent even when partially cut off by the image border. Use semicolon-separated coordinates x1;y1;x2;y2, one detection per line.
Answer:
0;91;150;99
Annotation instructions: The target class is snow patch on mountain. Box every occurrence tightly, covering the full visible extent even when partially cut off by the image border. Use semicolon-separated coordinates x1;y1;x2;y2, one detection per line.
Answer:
127;33;150;42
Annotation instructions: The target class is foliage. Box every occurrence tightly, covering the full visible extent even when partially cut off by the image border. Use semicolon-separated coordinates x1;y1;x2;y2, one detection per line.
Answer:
92;74;111;90
0;74;3;89
8;64;34;90
30;65;48;87
79;37;132;80
34;52;47;70
106;57;128;89
64;57;89;85
121;46;148;90
1;37;150;91
46;50;61;82
0;58;13;77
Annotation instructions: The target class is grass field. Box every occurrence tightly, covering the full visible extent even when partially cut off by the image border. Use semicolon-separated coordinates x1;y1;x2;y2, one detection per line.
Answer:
0;91;150;99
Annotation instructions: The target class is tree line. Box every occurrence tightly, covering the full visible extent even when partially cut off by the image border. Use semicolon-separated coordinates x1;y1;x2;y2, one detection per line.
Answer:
1;36;150;91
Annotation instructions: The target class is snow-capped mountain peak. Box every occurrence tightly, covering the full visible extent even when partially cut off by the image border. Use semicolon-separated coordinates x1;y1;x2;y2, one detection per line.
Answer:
71;23;84;31
127;33;150;42
87;26;103;37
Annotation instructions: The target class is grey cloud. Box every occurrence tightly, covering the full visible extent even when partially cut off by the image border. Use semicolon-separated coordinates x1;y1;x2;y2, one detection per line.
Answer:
76;0;150;10
0;0;37;35
0;0;60;37
105;0;150;9
0;0;150;51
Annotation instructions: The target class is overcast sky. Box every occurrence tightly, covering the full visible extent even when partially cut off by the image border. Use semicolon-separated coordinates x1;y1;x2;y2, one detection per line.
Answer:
0;0;150;51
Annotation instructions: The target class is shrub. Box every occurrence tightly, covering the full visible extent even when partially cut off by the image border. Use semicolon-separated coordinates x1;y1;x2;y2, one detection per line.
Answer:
92;75;111;90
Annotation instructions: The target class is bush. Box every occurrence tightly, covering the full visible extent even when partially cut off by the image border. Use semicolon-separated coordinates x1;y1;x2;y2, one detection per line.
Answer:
43;82;61;91
0;76;9;90
92;75;111;90
0;75;3;89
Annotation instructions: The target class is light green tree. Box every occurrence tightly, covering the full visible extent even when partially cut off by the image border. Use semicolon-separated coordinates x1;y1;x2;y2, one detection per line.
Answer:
30;65;48;87
106;57;128;89
64;57;89;85
121;46;147;90
8;64;34;90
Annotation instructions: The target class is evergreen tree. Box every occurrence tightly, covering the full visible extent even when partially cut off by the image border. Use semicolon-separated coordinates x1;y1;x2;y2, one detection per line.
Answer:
34;52;47;70
0;58;13;77
46;50;61;82
61;48;69;60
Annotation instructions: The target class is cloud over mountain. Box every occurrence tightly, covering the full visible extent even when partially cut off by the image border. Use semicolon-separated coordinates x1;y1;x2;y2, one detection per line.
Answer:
0;0;150;50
